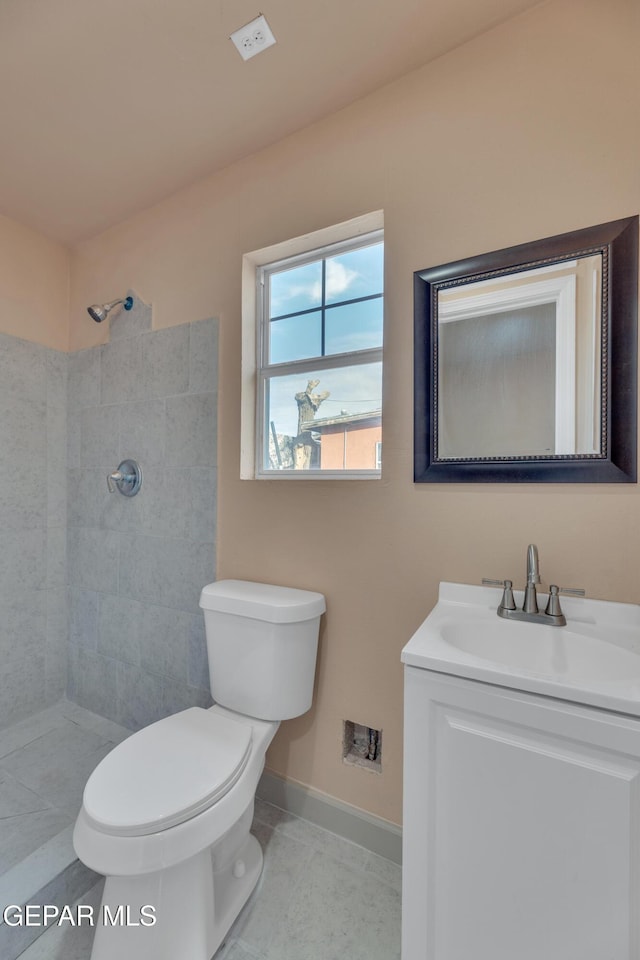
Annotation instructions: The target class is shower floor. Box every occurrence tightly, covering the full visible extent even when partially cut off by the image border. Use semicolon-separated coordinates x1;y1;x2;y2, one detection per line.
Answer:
0;700;130;959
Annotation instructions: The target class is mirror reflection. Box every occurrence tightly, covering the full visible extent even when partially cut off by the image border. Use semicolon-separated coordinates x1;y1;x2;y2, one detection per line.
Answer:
413;216;638;483
437;254;602;459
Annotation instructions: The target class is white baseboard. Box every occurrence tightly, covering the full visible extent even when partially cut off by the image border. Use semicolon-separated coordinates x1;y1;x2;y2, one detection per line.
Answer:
257;771;402;864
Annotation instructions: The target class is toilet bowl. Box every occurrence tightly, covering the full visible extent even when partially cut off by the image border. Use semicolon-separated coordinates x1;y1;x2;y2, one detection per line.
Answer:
73;580;325;960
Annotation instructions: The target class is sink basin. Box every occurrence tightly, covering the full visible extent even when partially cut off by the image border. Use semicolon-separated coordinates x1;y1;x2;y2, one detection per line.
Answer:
440;619;640;683
402;582;640;716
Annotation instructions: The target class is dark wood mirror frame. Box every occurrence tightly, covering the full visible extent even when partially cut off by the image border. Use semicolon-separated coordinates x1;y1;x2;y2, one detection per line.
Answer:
414;216;638;483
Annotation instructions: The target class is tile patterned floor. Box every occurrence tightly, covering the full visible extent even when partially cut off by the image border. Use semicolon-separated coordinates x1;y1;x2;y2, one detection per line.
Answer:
0;702;401;958
18;799;401;959
0;702;129;877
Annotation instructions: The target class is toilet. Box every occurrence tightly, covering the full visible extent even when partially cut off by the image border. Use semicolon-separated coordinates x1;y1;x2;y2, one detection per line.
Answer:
73;579;325;960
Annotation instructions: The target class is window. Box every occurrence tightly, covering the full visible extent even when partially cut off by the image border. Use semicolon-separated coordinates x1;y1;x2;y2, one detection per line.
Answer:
253;228;384;478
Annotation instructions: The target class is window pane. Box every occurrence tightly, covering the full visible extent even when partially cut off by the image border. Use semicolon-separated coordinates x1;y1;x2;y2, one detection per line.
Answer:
325;298;383;355
325;242;384;305
270;261;322;318
270;311;322;364
263;362;382;472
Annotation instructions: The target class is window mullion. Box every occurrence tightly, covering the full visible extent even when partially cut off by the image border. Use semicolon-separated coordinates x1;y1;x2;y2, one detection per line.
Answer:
264;347;383;379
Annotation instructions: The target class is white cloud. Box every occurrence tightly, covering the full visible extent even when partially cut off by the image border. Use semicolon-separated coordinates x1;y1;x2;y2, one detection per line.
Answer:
325;260;358;300
272;259;359;312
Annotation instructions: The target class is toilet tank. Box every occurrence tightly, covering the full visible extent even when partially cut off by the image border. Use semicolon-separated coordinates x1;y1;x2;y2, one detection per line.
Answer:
199;580;326;721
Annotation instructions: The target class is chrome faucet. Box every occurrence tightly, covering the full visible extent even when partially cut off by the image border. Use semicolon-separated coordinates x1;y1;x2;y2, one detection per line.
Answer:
523;543;541;614
483;544;585;628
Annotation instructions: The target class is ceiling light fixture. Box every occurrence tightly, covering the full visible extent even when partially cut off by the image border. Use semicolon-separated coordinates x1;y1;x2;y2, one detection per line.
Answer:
230;14;276;61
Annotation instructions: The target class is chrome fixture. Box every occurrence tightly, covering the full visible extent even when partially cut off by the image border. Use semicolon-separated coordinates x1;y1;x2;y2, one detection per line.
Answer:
483;543;585;627
523;543;541;614
107;459;142;497
87;296;134;323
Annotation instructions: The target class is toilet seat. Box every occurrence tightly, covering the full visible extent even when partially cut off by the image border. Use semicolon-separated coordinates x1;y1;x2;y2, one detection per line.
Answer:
82;707;252;838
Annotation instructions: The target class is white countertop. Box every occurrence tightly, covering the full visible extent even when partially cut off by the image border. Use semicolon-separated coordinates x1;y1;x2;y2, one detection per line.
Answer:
402;581;640;717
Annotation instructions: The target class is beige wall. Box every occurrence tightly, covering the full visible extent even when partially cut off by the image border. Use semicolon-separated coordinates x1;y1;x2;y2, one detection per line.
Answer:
68;0;640;825
0;212;69;351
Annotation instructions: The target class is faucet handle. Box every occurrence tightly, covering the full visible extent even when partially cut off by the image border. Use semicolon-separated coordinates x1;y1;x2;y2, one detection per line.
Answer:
544;585;583;625
499;579;516;611
545;584;563;618
482;578;516;611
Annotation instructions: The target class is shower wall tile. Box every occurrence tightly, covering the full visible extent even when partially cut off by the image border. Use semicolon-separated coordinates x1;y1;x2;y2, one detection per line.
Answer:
46;526;67;589
141;324;190;399
0;596;46;658
100;336;143;405
0;530;46;599
67;646;120;725
137;465;191;539
99;476;145;533
67;527;120;595
47;364;68;528
189;318;219;395
0;593;47;725
68;348;100;409
44;343;69;717
190;467;217;542
166;392;217;466
46;588;68;703
117;399;166;466
79;405;120;469
0;333;47;402
1;394;47;463
67;317;219;730
96;594;141;665
0;462;46;531
116;663;165;731
66;408;81;470
137;605;191;682
67;468;94;528
68;589;99;652
188;614;210;690
118;534;214;612
161;678;212;718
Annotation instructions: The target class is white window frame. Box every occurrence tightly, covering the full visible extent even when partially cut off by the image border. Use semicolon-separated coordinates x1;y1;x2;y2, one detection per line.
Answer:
241;212;384;479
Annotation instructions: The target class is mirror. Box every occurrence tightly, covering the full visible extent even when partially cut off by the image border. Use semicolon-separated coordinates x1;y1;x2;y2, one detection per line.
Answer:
414;216;638;482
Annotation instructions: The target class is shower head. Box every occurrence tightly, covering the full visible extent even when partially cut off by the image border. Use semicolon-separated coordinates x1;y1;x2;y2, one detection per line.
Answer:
87;295;134;323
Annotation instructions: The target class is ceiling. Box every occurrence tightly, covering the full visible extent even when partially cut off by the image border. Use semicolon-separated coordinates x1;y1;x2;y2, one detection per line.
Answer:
0;0;544;245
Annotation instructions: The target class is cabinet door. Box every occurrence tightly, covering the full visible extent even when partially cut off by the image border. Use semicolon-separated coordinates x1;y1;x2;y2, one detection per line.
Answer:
402;668;640;960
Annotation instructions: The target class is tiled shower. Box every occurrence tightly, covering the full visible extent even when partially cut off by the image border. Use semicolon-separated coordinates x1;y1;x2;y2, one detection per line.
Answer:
66;297;217;727
0;332;68;724
0;299;219;952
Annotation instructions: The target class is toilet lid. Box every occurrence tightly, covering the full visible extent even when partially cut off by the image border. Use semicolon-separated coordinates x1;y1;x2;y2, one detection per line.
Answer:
83;708;252;837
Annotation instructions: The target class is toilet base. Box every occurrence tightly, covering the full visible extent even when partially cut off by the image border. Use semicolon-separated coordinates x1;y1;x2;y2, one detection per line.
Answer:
89;831;263;960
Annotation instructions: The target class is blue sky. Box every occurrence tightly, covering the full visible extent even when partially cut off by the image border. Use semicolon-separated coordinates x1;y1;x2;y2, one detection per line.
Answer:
265;242;383;439
268;242;383;364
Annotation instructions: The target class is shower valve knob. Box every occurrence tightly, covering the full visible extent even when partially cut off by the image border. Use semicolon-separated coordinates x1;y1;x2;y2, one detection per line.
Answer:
107;459;142;497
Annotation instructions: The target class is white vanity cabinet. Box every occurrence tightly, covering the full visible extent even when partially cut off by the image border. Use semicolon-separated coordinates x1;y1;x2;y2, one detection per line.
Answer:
402;666;640;960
